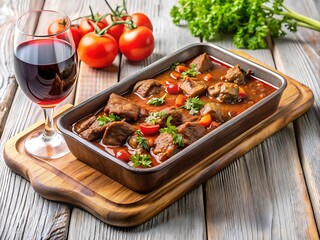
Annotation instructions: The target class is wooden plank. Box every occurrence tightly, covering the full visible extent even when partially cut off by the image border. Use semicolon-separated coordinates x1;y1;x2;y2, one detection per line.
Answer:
203;17;319;240
0;1;73;239
206;126;318;239
272;0;320;232
0;0;46;135
0;0;93;239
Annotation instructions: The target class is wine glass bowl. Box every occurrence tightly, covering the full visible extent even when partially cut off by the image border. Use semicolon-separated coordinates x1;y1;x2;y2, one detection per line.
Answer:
14;10;78;159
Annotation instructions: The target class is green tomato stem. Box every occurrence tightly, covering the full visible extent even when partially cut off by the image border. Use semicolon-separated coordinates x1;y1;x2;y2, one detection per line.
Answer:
104;0;117;16
98;19;133;36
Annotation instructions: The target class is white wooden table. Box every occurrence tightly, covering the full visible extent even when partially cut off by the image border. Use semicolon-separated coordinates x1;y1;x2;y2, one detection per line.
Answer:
0;0;319;239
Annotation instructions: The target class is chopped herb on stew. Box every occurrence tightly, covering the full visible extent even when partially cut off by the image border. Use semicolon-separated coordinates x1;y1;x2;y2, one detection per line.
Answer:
170;62;180;70
136;130;149;150
145;111;167;125
181;64;197;78
97;113;121;126
183;97;204;115
147;93;167;106
131;153;152;168
160;116;184;147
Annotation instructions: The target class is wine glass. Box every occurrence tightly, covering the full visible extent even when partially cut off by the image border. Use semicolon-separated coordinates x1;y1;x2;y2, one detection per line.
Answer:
13;10;78;159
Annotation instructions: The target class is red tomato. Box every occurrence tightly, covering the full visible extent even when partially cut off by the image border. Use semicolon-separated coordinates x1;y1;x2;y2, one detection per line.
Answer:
170;71;181;80
79;17;107;36
175;94;187;107
200;113;212;127
166;83;180;95
175;65;188;73
119;26;154;61
105;15;125;42
48;18;69;36
126;13;153;31
77;32;118;68
116;149;131;162
70;25;82;48
139;123;160;136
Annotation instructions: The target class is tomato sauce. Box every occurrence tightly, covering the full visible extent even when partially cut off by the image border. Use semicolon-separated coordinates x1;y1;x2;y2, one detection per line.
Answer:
76;55;276;167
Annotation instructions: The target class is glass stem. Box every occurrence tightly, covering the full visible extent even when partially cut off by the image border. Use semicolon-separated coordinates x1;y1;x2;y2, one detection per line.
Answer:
42;108;56;141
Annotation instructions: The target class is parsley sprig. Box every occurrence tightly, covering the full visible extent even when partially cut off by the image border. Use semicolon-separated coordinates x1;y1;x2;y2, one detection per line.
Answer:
147;93;167;106
136;130;149;150
130;153;152;168
183;97;204;115
170;0;320;49
160;116;184;147
97;113;121;126
145;111;167;125
181;64;197;78
170;62;180;70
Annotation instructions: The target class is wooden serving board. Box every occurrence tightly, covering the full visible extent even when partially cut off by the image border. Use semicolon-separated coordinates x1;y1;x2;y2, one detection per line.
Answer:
3;52;314;227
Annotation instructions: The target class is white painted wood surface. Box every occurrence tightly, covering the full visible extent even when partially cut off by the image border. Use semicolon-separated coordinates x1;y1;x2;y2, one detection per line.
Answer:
0;0;319;239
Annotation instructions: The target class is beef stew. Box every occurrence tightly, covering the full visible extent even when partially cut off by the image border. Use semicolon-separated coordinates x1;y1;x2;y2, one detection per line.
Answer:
73;53;276;168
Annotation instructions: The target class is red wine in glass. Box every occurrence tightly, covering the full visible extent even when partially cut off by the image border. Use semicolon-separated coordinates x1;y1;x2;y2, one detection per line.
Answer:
14;38;77;108
14;10;78;159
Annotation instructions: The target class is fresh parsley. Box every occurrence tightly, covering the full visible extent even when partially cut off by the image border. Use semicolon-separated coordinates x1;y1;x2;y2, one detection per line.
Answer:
145;111;167;125
160;116;184;147
181;64;197;78
147;93;167;106
170;62;180;70
130;153;152;168
97;113;121;126
136;130;149;150
183;97;204;115
170;0;320;49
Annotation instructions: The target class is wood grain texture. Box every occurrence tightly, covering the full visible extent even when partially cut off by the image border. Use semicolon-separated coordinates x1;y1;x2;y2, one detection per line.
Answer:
202;22;316;240
3;57;314;229
0;0;45;136
0;0;79;239
272;0;320;232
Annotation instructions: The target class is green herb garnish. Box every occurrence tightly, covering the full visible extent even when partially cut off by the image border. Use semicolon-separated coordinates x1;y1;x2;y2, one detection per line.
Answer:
97;113;121;126
145;111;167;125
147;93;167;106
160;116;184;147
130;153;152;168
170;0;320;50
170;62;180;70
181;64;197;78
183;97;204;115
136;130;149;150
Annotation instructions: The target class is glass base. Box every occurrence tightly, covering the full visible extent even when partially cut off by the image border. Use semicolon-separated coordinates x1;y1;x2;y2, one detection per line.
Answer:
24;130;69;159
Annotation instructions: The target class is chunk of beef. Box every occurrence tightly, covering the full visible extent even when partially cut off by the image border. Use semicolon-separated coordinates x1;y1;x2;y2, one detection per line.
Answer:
104;93;140;121
180;77;207;97
208;82;241;103
133;79;162;98
74;115;96;134
200;103;224;123
79;120;107;141
190;53;215;73
222;64;251;85
177;122;206;146
149;108;199;128
128;132;152;155
102;121;136;146
153;133;179;162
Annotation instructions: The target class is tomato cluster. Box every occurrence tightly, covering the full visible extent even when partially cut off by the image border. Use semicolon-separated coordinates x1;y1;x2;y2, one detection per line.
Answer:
48;5;154;69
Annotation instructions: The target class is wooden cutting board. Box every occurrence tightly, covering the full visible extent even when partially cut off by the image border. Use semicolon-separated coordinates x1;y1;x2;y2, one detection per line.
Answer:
3;52;314;227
